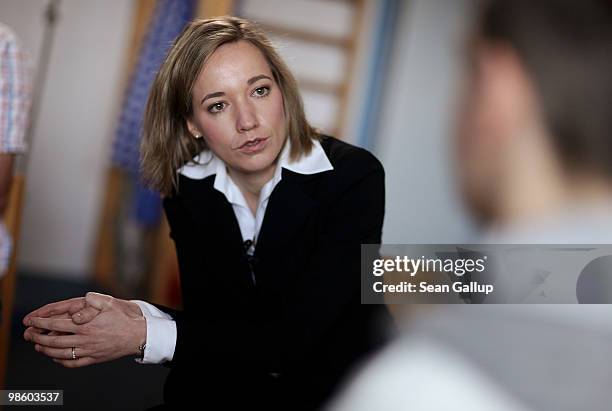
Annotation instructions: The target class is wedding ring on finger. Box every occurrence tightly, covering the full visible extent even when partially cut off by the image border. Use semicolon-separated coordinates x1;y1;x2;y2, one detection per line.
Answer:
71;347;77;360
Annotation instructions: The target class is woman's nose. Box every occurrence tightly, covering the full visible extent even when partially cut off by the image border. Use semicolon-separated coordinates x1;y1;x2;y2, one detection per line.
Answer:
236;101;259;132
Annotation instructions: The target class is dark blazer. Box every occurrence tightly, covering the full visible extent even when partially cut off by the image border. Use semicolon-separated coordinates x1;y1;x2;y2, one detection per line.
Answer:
155;136;391;410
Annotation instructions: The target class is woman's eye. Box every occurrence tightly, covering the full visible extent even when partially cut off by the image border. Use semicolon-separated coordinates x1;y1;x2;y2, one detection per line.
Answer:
207;102;226;113
252;86;270;97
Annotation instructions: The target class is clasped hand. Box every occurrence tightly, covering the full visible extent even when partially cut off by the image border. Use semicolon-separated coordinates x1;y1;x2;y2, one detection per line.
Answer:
22;292;146;367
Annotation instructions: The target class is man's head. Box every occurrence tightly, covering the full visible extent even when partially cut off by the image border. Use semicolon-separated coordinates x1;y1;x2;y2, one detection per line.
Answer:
457;0;612;225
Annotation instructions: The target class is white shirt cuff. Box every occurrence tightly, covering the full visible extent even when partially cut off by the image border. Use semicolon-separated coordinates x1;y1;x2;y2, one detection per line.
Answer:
131;300;177;364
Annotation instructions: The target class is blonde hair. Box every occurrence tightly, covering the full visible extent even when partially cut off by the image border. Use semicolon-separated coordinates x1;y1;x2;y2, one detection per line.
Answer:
140;16;318;195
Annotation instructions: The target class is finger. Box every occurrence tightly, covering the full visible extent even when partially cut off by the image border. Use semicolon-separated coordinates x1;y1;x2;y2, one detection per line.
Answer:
49;312;72;320
26;326;70;335
23;328;34;341
26;314;72;329
72;306;101;324
53;357;97;368
23;326;50;341
68;300;89;315
26;313;79;332
24;326;66;342
85;292;113;311
23;298;85;323
28;312;72;322
35;345;90;361
23;298;85;325
26;330;82;348
28;317;79;334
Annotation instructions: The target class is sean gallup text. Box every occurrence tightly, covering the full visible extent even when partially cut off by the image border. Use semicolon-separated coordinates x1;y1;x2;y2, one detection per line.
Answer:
373;281;494;295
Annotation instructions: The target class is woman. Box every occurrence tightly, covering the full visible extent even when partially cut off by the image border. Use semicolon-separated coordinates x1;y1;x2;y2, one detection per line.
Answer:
23;17;390;410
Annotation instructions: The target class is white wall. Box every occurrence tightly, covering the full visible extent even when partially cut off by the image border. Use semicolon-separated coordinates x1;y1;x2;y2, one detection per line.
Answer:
375;0;477;243
0;0;135;278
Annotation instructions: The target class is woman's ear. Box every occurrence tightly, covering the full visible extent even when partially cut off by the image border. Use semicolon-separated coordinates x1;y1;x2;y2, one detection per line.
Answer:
185;118;203;139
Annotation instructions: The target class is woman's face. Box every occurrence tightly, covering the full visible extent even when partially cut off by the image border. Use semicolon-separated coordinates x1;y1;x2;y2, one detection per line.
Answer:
187;40;287;176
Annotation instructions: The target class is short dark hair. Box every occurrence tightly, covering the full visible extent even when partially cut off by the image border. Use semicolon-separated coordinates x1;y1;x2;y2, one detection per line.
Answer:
476;0;612;177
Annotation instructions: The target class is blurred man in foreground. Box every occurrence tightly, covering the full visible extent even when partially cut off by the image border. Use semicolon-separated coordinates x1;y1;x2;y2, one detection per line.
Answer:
330;1;612;410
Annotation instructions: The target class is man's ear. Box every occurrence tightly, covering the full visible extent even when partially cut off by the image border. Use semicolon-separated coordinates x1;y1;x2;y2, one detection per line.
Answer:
477;43;540;141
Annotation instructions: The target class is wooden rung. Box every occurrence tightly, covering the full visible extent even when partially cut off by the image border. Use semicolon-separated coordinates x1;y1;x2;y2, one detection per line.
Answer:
297;78;345;96
258;22;352;49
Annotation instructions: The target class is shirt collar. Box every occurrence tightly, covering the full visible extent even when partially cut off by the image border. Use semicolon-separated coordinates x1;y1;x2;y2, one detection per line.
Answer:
178;138;333;209
177;138;334;181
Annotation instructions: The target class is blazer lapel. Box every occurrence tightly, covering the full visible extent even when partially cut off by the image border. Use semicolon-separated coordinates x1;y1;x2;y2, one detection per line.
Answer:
254;170;322;279
183;178;245;257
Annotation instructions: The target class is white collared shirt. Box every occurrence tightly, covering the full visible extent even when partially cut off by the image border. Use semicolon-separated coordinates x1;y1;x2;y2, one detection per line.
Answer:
133;139;333;364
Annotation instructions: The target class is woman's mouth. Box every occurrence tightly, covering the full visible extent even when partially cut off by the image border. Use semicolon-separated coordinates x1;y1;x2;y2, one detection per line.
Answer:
238;137;269;154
